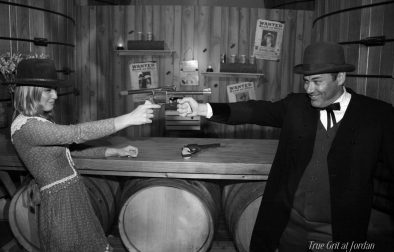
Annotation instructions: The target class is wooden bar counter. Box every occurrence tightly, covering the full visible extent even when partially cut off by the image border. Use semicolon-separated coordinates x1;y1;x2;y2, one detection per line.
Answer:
0;132;277;180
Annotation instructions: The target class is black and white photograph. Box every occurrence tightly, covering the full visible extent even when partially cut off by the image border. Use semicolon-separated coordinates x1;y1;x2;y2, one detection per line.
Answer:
0;1;393;252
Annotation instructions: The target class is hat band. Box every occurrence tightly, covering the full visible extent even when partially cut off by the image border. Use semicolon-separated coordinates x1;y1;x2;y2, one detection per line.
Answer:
302;63;341;71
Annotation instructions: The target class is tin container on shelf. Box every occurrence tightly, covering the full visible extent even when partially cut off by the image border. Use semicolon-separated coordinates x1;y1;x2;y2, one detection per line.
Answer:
249;55;255;65
146;32;153;41
137;32;143;40
239;55;246;64
229;54;236;64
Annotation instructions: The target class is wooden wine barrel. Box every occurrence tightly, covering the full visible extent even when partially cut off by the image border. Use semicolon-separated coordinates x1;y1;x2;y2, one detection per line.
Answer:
8;183;40;252
118;178;221;252
0;0;76;126
82;175;120;233
313;0;394;104
8;176;120;252
222;181;266;252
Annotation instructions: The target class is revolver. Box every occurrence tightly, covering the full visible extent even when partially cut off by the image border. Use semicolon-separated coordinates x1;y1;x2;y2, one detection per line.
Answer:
120;86;211;110
181;143;221;159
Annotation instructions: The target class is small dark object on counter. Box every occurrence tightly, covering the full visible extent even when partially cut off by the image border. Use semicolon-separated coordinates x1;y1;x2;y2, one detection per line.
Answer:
181;143;221;159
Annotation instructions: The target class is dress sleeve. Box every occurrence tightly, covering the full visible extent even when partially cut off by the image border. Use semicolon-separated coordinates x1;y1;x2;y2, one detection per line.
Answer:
70;146;107;158
13;117;116;146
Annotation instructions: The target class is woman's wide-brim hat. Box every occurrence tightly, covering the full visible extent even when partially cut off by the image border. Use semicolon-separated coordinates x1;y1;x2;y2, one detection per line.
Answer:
2;58;70;89
294;42;355;75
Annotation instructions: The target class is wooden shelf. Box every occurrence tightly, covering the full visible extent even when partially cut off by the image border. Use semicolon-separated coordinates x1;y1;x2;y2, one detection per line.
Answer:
115;50;174;56
201;72;264;79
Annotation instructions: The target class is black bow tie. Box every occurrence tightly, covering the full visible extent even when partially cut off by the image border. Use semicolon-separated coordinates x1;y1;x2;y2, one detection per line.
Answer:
321;102;341;129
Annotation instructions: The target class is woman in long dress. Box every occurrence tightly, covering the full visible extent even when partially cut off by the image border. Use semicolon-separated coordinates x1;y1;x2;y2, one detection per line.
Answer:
6;58;160;251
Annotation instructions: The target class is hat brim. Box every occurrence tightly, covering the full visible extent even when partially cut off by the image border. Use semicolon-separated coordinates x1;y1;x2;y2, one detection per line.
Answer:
293;63;355;75
1;78;71;89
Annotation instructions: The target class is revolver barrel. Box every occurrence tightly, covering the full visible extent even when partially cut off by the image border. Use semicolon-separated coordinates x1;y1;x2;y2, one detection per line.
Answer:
167;89;211;96
120;87;211;96
119;86;176;96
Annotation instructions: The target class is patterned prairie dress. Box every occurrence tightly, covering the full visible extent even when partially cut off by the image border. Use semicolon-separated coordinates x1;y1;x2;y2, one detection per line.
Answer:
11;114;116;252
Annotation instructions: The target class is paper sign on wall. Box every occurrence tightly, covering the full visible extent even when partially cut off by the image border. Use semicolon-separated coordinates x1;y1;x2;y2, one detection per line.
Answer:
180;60;199;86
252;19;285;61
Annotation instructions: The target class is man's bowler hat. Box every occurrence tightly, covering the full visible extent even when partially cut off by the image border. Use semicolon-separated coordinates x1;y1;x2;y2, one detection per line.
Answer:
2;58;70;89
294;42;355;75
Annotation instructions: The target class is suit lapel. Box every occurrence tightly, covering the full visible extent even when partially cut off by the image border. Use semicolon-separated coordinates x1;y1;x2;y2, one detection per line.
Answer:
330;92;363;152
328;92;363;183
298;102;320;169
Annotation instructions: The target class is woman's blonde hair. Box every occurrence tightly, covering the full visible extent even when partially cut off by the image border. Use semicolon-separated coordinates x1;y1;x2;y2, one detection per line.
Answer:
12;86;53;120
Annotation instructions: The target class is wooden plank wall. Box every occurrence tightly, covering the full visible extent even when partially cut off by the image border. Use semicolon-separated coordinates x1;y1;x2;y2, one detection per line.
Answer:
75;4;314;139
313;0;394;105
264;0;315;10
0;0;76;128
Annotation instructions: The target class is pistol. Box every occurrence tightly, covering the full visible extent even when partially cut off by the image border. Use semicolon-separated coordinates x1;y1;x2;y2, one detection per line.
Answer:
119;86;211;110
181;143;221;159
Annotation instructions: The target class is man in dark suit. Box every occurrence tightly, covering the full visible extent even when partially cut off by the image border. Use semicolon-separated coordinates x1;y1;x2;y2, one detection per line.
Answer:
177;42;394;251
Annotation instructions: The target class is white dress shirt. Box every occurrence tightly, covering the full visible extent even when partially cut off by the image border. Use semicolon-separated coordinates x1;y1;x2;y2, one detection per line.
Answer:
320;88;351;130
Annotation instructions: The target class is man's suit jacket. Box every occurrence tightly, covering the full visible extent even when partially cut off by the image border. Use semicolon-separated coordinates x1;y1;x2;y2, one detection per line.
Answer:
209;90;394;251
